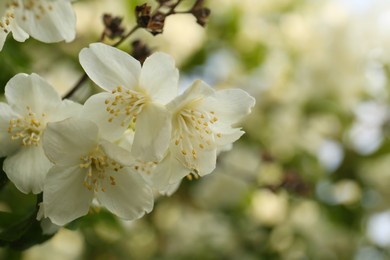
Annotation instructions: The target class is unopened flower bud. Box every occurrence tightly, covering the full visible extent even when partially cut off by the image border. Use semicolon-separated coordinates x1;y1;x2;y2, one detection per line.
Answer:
135;3;152;28
131;40;152;64
192;7;210;27
147;12;166;35
102;14;125;39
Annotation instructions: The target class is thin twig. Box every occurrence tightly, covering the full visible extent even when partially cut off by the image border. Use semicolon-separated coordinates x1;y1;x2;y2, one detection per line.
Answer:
63;73;89;100
167;0;184;15
113;25;140;47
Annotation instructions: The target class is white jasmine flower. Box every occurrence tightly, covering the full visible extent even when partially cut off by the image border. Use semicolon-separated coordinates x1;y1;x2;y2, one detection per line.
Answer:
0;73;81;194
116;129;183;196
42;117;154;226
151;80;255;189
79;43;179;162
0;0;76;51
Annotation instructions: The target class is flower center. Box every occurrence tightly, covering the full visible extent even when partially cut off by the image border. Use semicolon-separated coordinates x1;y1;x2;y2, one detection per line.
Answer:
79;147;124;193
19;0;53;20
2;0;55;33
104;86;147;127
7;106;45;146
3;0;54;22
174;108;221;162
0;8;15;34
132;160;157;175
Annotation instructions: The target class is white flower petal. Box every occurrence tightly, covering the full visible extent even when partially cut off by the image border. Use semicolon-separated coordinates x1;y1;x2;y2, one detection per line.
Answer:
132;103;171;162
204;88;256;123
0;103;20;157
214;128;245;147
15;0;76;43
44;165;94;226
5;73;61;114
40;217;61;235
79;43;141;92
100;139;134;167
0;11;29;51
167;80;214;112
3;145;52;194
151;152;189;191
96;169;154;220
46;99;82;122
0;30;7;51
9;19;29;42
159;181;181;196
43;118;99;166
140;52;179;104
195;148;217;176
173;144;216;176
82;92;129;141
116;129;135;151
217;143;233;154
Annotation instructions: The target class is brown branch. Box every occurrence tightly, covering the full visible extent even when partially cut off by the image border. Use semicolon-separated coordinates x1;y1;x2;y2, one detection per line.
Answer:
62;73;88;100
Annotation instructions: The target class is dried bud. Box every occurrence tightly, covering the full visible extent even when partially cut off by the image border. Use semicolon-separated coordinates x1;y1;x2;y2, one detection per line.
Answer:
192;7;210;27
135;3;167;35
131;40;152;65
147;11;166;35
102;14;125;39
135;3;152;28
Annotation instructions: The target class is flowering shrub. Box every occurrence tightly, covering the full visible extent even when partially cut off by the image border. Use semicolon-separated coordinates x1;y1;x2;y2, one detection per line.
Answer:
5;1;389;259
0;0;255;251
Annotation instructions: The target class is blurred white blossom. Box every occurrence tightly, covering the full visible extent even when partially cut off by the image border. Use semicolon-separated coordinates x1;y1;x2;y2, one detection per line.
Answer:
0;0;76;50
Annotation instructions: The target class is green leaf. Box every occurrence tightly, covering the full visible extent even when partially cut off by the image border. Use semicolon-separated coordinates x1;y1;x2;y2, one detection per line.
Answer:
6;216;55;250
0;212;25;230
0;40;31;93
0;211;36;243
0;194;56;250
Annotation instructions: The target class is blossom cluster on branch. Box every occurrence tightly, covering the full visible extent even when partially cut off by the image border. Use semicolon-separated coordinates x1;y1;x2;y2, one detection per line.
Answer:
0;0;76;50
0;0;255;227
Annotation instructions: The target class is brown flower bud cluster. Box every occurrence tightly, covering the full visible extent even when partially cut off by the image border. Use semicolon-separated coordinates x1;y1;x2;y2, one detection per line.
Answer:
94;1;211;74
135;3;165;36
102;14;125;40
66;1;212;129
135;0;211;36
131;40;153;65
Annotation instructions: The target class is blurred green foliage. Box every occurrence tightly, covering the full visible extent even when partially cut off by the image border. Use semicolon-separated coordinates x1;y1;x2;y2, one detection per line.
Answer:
0;40;31;93
1;0;390;259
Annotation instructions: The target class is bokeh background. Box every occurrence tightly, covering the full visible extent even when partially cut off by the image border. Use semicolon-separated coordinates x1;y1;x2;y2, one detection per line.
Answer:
2;0;390;259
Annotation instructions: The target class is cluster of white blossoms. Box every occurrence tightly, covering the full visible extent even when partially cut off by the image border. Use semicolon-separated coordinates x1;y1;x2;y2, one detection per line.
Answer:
0;42;255;226
0;0;76;51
